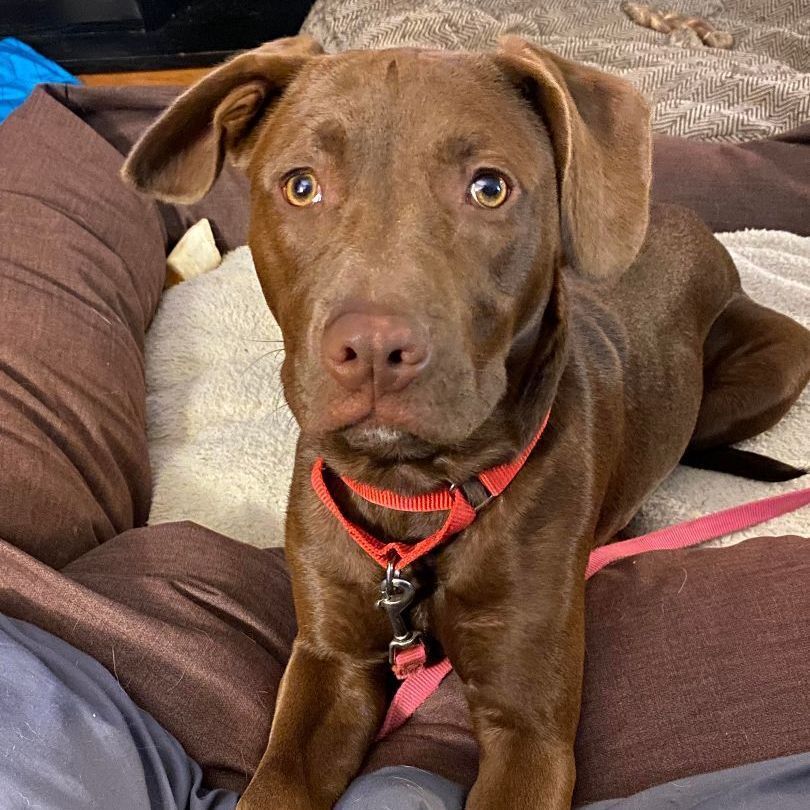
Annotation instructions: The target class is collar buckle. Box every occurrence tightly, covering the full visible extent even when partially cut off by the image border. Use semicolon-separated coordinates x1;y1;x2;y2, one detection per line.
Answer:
449;480;495;513
473;493;495;513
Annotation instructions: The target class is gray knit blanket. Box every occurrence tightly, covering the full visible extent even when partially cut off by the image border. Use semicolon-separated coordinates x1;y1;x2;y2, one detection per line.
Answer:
302;0;810;142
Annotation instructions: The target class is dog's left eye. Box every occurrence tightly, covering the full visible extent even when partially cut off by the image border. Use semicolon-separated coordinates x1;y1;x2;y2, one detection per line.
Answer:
469;172;509;208
283;171;322;207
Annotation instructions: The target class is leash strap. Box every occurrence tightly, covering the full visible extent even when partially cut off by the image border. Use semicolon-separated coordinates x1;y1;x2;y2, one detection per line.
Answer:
376;655;454;740
377;485;810;738
586;485;810;578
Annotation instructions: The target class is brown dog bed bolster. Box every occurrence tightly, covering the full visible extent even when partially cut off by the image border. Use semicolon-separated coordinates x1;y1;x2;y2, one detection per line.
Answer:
2;528;808;802
0;89;165;567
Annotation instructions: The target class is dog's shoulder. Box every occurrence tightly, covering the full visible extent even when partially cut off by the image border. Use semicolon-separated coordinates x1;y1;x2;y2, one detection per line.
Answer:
623;202;740;307
641;202;733;272
648;201;709;234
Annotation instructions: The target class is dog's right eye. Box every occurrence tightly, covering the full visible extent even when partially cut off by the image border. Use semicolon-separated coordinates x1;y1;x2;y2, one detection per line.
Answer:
283;172;322;207
469;171;510;209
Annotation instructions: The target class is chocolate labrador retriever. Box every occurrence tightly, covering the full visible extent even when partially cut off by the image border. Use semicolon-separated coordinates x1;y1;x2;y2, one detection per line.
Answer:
123;34;810;810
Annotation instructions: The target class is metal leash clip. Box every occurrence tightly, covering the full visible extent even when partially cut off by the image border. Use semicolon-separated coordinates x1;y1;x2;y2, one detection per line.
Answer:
377;561;421;663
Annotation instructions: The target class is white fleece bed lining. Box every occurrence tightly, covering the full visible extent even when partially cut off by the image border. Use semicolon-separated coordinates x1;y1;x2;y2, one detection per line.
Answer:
144;229;809;548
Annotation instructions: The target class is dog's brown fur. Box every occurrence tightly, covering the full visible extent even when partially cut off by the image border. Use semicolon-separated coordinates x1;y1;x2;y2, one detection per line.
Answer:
123;35;810;810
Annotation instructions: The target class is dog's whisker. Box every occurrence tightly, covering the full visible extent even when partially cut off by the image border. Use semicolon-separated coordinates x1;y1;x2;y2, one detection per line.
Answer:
241;349;285;375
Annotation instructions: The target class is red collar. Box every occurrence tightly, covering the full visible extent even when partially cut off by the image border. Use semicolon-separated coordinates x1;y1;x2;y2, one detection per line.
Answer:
311;412;550;569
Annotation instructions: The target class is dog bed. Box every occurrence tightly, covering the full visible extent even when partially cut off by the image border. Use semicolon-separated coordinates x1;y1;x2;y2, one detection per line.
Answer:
1;80;809;808
145;231;809;547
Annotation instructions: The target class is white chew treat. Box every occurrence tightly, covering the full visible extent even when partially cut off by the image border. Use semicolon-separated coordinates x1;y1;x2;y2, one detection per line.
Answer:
166;218;222;282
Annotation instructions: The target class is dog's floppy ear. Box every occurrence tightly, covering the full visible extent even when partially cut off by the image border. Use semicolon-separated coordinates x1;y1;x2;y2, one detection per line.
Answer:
122;35;323;203
496;37;651;277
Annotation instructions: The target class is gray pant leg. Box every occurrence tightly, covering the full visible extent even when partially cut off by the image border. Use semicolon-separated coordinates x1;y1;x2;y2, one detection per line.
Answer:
586;751;810;809
335;752;810;810
336;766;466;810
0;614;238;810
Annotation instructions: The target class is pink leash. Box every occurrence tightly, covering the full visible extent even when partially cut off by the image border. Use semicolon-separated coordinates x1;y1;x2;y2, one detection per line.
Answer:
377;485;810;739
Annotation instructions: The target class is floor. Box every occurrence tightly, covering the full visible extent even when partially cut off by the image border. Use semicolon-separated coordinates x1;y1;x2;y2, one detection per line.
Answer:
79;69;210;87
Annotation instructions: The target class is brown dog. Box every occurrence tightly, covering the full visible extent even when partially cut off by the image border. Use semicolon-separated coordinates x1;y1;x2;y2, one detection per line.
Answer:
123;35;810;810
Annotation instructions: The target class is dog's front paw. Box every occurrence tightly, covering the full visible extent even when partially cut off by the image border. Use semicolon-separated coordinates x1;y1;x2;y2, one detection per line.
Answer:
236;785;277;810
238;773;321;810
237;788;295;810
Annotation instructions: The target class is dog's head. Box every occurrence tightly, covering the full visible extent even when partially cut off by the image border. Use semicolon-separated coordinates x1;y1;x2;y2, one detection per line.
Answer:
124;35;650;476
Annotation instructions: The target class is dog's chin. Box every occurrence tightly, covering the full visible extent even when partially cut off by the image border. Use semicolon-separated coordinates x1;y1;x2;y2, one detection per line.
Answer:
336;423;438;462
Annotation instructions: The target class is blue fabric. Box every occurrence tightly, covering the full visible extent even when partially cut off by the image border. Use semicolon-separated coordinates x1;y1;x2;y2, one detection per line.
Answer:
0;614;238;810
585;752;810;809
0;38;79;123
337;755;810;810
336;767;466;809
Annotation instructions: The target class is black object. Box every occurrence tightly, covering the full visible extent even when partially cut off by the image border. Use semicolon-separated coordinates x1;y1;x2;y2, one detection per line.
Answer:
681;446;808;482
0;0;316;73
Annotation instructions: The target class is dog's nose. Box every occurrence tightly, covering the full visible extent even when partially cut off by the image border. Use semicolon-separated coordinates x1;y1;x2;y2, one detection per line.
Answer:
322;311;431;393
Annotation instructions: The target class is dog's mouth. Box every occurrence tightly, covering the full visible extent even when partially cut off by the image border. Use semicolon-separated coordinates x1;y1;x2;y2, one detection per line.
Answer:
301;387;446;458
289;351;507;462
301;382;500;464
336;419;438;461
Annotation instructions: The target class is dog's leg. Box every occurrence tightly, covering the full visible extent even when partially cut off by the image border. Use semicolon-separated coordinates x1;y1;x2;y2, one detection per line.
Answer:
238;640;386;810
465;727;576;810
437;552;586;810
461;614;582;809
690;295;810;449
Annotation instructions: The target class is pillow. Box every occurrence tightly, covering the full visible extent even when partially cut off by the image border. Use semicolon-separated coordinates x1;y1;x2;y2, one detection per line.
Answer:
574;534;810;801
2;526;809;803
0;524;294;794
0;88;165;567
652;126;810;236
48;84;250;253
